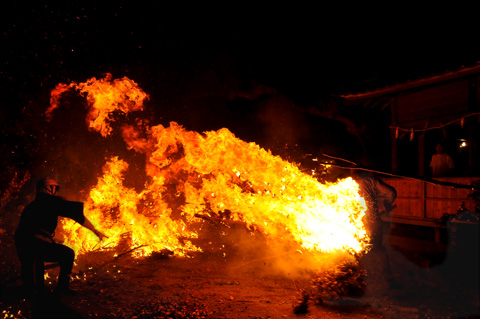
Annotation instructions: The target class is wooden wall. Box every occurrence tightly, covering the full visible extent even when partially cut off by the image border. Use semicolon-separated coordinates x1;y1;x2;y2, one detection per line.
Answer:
383;177;478;220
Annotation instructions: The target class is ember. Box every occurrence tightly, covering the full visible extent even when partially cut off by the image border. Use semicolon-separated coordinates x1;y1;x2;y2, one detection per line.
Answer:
43;74;372;275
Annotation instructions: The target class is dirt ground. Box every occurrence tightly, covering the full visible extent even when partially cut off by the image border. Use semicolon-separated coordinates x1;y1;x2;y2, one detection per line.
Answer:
1;234;479;319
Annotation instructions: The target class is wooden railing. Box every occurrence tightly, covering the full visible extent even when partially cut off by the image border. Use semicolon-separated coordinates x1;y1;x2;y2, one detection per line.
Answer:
382;177;478;220
381;177;478;243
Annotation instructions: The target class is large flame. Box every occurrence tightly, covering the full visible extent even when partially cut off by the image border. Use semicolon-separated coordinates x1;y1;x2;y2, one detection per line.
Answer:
53;74;369;266
48;73;148;137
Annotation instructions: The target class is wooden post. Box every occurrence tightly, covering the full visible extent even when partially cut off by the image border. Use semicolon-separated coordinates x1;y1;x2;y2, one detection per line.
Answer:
418;132;425;177
390;97;399;173
434;227;441;243
421;180;427;220
467;77;478;176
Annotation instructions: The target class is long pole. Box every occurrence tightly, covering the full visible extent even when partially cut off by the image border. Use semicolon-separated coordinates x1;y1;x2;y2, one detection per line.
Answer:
320;154;477;191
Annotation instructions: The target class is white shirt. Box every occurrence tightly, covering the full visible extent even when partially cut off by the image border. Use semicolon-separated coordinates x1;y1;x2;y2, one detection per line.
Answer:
430;153;455;176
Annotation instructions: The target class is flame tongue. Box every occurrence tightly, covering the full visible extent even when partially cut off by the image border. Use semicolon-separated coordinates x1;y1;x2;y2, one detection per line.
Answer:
48;73;148;137
56;74;369;265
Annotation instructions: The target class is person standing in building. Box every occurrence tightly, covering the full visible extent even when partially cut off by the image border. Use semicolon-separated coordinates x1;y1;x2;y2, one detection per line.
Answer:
430;142;455;177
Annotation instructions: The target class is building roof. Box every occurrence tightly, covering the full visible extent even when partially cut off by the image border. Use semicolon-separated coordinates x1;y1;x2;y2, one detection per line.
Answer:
340;62;480;101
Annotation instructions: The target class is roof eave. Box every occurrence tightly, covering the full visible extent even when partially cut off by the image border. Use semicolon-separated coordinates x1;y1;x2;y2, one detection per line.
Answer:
340;63;480;101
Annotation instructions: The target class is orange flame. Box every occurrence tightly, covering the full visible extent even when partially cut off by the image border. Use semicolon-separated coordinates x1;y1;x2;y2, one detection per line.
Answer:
53;75;369;266
48;73;148;136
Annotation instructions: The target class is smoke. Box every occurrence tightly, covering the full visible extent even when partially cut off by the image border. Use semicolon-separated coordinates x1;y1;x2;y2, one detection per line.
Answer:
216;224;357;280
256;95;310;154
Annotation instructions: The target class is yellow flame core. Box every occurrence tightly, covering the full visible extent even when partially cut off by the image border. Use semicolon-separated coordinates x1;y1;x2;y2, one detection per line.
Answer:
62;157;200;257
57;75;369;262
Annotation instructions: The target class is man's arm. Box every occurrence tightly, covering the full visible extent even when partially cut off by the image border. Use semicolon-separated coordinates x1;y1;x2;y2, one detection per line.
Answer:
82;218;107;240
374;178;397;214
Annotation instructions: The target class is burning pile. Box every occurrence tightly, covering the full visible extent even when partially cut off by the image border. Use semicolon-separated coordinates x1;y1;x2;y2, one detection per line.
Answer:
293;260;367;313
47;74;370;272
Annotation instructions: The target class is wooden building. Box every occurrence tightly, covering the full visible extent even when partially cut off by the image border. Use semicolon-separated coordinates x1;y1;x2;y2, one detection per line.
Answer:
341;64;480;245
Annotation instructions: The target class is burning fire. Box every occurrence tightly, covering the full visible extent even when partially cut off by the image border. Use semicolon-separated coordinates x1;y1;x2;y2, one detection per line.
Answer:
48;73;148;137
49;74;370;266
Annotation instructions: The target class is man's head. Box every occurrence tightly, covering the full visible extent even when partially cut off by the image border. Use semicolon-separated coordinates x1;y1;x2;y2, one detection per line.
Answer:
435;143;444;154
36;178;60;195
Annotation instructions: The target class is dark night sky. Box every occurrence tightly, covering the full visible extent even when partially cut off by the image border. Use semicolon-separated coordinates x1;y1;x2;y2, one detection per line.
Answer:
2;3;480;180
4;4;479;100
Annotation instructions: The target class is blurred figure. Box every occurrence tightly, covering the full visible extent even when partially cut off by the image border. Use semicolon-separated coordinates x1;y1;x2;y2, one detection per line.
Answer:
353;170;398;289
14;177;106;296
430;143;455;177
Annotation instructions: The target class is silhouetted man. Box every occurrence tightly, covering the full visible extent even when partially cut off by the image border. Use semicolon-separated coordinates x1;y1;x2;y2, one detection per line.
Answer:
353;170;398;289
15;177;106;296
